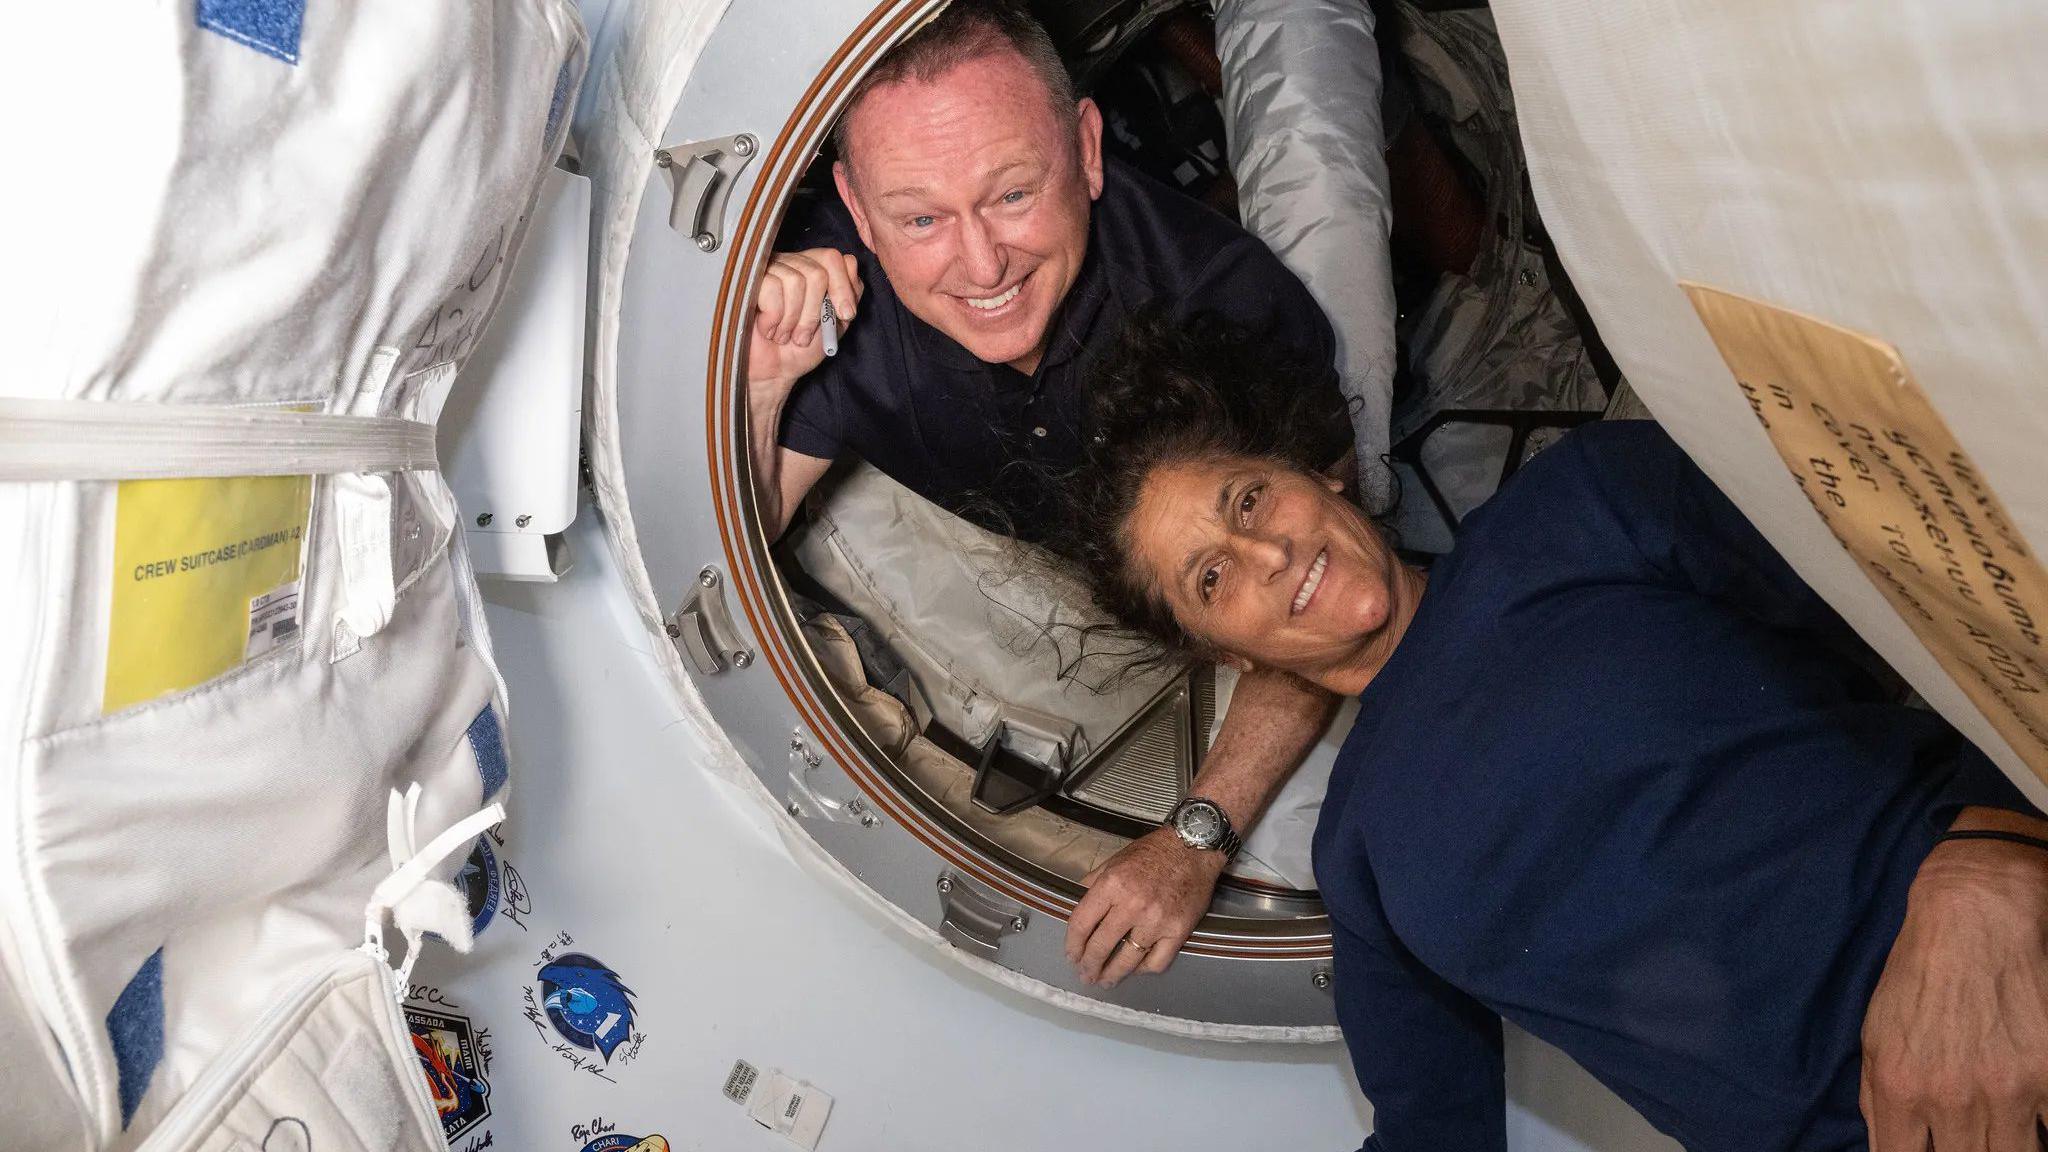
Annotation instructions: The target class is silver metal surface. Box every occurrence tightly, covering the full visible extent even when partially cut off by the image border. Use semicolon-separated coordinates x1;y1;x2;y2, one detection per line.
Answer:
936;871;1029;959
654;132;761;253
1065;676;1199;823
544;532;572;578
786;726;874;827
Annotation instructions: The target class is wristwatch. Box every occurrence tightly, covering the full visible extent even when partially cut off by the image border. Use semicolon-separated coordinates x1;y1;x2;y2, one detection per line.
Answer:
1168;796;1242;860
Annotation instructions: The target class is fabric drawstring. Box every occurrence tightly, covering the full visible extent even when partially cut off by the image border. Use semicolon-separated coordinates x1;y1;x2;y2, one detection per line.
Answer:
361;784;505;998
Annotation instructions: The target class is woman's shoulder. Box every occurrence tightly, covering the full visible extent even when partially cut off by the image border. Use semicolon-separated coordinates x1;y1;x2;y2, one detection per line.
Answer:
1468;419;1678;522
1445;420;1686;577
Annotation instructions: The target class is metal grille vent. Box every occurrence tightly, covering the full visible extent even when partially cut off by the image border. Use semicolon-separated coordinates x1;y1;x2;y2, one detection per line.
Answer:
1064;670;1211;824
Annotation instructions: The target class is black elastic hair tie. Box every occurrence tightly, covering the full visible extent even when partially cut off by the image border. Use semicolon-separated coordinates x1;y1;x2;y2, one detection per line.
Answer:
1934;828;2048;854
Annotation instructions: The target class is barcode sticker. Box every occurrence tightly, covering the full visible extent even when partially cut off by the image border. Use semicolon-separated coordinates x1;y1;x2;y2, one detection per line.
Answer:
245;581;303;660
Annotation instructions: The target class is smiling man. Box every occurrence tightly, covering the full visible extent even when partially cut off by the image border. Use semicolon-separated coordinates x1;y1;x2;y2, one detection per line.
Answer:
745;1;1352;985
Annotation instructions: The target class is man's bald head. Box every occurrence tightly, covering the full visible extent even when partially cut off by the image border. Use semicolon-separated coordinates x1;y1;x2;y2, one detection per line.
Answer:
833;0;1078;175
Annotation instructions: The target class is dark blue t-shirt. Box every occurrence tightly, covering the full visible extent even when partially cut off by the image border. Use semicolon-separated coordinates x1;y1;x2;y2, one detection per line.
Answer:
776;157;1347;541
1314;421;2039;1152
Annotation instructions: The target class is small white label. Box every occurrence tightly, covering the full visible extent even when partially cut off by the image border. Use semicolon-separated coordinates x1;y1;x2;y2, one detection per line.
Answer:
744;1070;832;1150
245;581;302;660
723;1059;759;1105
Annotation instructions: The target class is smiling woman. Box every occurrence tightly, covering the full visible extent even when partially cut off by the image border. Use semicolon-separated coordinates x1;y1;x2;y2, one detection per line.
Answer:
1126;456;1421;692
1046;310;1385;681
1048;314;2048;1148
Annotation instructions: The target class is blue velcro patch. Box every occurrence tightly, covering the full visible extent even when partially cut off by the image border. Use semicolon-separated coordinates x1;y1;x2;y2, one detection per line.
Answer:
544;60;574;145
467;706;508;800
196;0;306;65
107;949;166;1128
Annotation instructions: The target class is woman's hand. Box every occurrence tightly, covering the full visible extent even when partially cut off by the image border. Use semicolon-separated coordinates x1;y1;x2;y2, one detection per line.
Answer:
1065;827;1228;988
1860;813;2048;1152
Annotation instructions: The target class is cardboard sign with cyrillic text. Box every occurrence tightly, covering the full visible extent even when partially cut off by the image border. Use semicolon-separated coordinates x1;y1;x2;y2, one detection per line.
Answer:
1685;283;2048;789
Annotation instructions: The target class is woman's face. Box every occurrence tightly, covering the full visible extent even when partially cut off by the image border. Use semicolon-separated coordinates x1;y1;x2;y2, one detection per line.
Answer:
1124;453;1407;689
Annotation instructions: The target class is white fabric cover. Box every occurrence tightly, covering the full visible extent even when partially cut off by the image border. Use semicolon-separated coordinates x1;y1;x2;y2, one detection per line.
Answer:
142;952;443;1152
789;463;1180;757
1216;0;1399;512
1488;0;2048;810
0;3;585;1146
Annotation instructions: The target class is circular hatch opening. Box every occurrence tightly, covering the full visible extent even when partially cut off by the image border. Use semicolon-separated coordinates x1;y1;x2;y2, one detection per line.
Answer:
703;1;1333;959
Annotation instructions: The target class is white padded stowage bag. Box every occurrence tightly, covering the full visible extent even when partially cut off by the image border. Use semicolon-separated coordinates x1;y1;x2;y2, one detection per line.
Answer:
0;3;585;1148
1216;0;1400;513
1488;0;2048;811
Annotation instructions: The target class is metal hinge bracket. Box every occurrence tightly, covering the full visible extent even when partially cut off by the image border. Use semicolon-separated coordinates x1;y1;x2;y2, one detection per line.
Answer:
654;133;758;253
935;872;1028;959
666;565;753;675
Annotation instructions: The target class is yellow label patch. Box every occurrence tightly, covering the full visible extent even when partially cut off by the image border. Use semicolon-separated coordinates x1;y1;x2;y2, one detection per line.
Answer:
1684;284;2048;787
105;474;314;713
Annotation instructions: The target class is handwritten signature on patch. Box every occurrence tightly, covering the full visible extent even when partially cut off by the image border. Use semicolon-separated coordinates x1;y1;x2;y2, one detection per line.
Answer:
498;863;533;930
406;984;461;1010
551;1042;618;1084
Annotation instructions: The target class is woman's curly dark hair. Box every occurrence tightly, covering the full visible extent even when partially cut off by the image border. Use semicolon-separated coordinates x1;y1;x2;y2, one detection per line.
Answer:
1042;308;1354;674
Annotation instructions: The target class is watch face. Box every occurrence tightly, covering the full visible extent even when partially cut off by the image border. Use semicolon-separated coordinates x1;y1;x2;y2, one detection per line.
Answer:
1175;801;1223;847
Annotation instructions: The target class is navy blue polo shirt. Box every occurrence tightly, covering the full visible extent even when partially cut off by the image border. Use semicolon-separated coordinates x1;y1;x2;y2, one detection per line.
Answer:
777;158;1347;541
1313;421;2041;1152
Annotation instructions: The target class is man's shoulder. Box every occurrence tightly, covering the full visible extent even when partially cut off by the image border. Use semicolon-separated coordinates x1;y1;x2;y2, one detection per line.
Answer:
1092;159;1273;300
782;188;864;251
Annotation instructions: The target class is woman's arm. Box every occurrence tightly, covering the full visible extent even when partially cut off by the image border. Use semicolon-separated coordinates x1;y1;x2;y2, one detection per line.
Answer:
1860;805;2048;1152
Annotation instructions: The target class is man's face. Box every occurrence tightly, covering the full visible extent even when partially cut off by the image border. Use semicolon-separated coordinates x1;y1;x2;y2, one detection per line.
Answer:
834;50;1104;375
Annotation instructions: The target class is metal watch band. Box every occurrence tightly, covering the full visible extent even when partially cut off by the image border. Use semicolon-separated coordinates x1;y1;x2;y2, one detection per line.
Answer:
1216;825;1243;861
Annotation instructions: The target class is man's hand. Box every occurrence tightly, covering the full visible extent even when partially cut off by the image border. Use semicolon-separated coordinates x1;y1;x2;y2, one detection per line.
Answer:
748;248;862;392
1861;810;2048;1152
746;248;861;537
1065;827;1227;988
